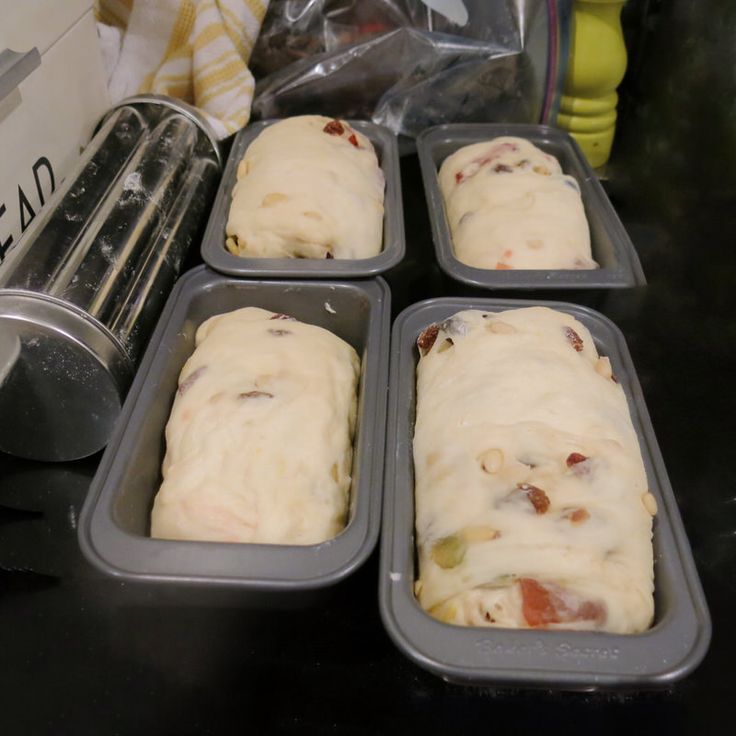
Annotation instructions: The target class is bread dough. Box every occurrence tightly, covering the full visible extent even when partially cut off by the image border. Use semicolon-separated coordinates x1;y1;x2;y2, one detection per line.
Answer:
438;137;597;270
413;308;654;633
226;115;385;259
151;307;360;545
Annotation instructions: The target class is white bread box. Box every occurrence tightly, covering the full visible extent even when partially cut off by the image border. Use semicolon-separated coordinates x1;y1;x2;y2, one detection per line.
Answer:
0;0;110;262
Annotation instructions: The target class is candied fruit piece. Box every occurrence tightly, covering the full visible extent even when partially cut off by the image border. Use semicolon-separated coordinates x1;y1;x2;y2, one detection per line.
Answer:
323;120;345;135
564;326;584;352
566;452;588;467
517;483;550;514
520;578;606;627
417;324;440;355
431;535;467;569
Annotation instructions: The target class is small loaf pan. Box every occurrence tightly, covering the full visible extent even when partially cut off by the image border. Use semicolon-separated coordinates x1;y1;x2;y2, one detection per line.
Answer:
417;124;646;290
379;298;710;689
201;119;405;278
78;265;390;589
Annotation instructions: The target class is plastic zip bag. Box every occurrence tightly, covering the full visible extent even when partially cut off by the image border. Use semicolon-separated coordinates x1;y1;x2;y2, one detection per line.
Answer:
251;0;571;141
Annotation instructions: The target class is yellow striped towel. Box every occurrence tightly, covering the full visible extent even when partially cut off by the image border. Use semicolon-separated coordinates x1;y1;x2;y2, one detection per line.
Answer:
96;0;269;140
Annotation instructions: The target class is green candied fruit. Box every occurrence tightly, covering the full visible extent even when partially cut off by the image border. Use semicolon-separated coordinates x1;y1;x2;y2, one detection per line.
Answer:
431;535;467;569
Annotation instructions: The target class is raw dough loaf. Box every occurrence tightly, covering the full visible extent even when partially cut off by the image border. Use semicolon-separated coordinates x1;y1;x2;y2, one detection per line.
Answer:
413;308;655;633
151;307;360;545
226;115;385;259
438;137;597;270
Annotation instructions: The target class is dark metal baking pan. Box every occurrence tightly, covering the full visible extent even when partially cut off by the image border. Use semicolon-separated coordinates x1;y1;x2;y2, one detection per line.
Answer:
78;266;390;589
379;297;709;689
201;119;404;278
417;124;646;289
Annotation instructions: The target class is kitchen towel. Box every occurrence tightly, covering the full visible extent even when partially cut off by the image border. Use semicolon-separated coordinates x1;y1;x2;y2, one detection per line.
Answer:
96;0;269;139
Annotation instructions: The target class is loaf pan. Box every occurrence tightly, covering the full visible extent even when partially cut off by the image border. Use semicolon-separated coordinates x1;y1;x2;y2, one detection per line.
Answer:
201;119;405;278
78;265;390;589
417;124;646;289
379;297;710;689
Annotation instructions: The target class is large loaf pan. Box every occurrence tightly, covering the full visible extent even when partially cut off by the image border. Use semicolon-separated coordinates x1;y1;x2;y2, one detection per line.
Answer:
417;124;646;290
78;266;390;589
201;119;405;278
379;298;710;689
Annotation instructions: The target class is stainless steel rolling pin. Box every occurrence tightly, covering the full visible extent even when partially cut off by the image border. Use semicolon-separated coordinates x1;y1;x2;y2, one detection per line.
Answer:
0;96;221;461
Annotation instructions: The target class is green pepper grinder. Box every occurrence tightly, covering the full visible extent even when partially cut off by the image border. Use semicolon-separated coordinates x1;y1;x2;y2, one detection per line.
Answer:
557;0;628;168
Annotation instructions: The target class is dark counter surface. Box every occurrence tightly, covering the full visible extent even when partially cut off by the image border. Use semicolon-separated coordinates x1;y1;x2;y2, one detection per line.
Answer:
2;2;735;729
1;146;733;734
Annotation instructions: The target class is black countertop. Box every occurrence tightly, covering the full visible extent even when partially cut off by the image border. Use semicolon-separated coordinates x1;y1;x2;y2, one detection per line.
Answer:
2;2;736;726
1;145;734;734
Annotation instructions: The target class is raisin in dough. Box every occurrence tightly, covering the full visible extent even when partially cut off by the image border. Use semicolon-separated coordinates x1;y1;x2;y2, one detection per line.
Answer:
151;307;360;545
438;137;597;270
226;116;385;259
413;308;655;633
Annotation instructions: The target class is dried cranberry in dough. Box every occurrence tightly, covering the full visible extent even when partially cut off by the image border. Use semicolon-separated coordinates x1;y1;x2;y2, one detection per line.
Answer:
323;119;345;135
517;483;551;514
417;324;440;355
564;326;584;352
